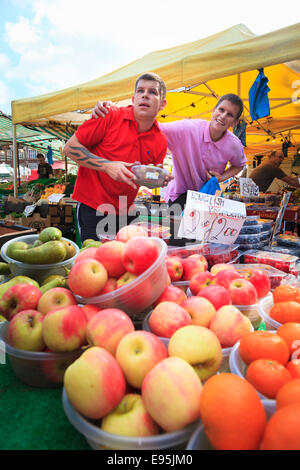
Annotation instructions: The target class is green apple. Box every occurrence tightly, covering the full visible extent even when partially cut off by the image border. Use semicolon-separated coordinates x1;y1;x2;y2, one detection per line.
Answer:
101;393;160;437
8;309;45;351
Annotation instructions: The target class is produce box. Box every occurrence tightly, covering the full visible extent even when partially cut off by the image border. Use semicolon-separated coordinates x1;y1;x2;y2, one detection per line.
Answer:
243;249;299;274
167;243;240;268
231;263;289;290
4;213;52;232
0;222;37;250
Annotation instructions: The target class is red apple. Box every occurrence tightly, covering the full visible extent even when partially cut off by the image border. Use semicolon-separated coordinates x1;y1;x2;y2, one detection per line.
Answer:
153;284;187;307
95;240;126;278
209;305;253;348
81;304;100;322
228;278;258;305
116;224;148;242
189;271;216;296
37;287;77;315
210;263;238;275
181;296;216;327
188;254;208;271
122;236;159;275
75;247;98;263
42;305;87;352
8;309;45;351
0;283;42;321
165;256;183;282
86;308;135;356
68;258;108;298
181;257;205;281
98;277;118;295
243;268;271;299
116;272;138;288
197;285;231;310
215;269;244;289
149;301;192;338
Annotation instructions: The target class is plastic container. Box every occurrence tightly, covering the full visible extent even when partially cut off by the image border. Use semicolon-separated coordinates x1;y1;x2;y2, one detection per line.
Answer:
131;164;170;189
258;296;281;330
62;388;199;450
185;399;275;450
276;234;300;248
238;242;267;252
239;223;263;235
243;215;260;226
233;298;270;330
1;234;79;283
229;336;277;402
0;321;83;388
236;233;266;245
232;264;288;290
243;249;299;274
258;219;274;231
74;238;168;321
167;243;239;268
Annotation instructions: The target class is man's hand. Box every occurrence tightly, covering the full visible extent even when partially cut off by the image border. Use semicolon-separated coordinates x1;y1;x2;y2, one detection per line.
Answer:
156;163;174;187
91;101;112;119
206;170;222;182
104;161;138;189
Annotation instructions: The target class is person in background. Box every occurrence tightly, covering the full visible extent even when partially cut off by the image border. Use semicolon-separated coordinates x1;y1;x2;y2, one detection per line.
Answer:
92;93;247;211
36;153;53;179
249;150;300;192
63;72;172;242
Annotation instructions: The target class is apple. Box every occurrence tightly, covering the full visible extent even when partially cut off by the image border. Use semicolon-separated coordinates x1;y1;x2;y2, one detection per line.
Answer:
209;305;253;348
75;247;98;263
243;268;271;299
168;325;223;381
228;278;258;305
116;224;148;242
98;277;118;294
165;256;183;282
181;296;216;327
210;263;238;275
8;309;45;351
141;356;202;432
149;301;192;338
81;304;100;322
42;352;81;385
42;305;87;352
0;283;42;321
86;308;135;356
122;236;159;275
189;271;216;296
115;330;168;389
95;240;126;278
181;257;205;281
101;393;160;437
116;272;138;288
37;287;77;315
215;268;244;289
188;254;208;271
197;285;231;310
68;258;108;298
153;284;187;307
64;346;126;419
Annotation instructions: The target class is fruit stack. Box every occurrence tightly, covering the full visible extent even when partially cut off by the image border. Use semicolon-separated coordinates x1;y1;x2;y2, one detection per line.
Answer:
236;216;272;251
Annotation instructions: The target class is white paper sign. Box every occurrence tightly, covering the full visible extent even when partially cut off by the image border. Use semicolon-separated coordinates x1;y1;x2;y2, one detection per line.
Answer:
47;193;65;203
239;178;259;197
177;190;246;244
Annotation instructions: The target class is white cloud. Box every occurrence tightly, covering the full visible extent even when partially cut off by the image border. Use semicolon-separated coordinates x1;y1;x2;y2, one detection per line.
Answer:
0;80;10;108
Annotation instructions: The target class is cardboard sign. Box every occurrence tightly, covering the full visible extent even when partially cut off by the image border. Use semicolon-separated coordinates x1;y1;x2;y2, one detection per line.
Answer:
177;190;246;244
239;178;259;197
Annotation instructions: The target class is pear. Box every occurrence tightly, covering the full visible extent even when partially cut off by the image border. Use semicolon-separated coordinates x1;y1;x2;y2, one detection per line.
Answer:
8;240;67;265
0;262;11;275
61;239;77;260
6;241;29;259
39;227;62;243
40;276;68;294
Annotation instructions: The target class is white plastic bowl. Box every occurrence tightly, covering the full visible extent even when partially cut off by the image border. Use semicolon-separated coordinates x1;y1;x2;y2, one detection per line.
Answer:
185;399;276;450
229;335;277;402
1;234;79;283
74;238;168;320
258;296;281;330
0;321;83;388
62;388;199;450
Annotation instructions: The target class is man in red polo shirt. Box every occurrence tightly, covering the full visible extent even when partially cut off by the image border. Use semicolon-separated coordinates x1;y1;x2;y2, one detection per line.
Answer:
63;72;172;242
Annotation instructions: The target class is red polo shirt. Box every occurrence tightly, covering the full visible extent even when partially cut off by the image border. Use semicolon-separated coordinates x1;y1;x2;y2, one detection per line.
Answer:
72;106;167;214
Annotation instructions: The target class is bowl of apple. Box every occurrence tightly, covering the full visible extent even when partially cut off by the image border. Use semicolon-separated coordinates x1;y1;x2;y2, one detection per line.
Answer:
0;319;83;388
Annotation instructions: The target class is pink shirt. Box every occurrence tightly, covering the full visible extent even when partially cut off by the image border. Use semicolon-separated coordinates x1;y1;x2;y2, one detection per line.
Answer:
160;119;246;202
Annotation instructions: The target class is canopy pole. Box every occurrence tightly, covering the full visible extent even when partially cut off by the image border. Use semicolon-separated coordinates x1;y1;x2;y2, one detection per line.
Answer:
12;124;18;198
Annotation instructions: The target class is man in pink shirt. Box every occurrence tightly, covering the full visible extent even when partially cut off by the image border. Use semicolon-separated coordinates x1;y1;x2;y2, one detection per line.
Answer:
92;94;246;211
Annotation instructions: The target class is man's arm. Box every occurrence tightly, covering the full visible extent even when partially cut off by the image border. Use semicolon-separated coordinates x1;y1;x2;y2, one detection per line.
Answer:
63;135;138;189
281;174;300;188
206;165;245;182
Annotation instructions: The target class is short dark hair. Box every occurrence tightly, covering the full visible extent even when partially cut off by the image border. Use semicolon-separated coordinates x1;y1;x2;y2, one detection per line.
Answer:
215;94;244;120
36;153;45;159
134;72;167;101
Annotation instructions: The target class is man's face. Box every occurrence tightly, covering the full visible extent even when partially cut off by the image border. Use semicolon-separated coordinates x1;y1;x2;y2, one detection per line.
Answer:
37;157;45;164
273;152;284;166
132;79;166;121
210;99;240;135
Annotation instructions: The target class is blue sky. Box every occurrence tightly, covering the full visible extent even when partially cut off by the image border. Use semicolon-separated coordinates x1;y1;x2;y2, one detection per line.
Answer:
0;0;298;115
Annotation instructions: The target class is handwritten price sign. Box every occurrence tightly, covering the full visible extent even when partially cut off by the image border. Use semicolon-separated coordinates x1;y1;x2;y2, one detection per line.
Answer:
177;190;246;244
239;178;259;197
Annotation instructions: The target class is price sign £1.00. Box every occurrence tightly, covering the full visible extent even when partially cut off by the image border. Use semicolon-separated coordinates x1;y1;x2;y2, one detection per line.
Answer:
177;190;246;245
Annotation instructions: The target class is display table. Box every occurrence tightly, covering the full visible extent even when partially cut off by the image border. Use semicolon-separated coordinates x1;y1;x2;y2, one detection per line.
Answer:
0;358;90;450
246;205;300;223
